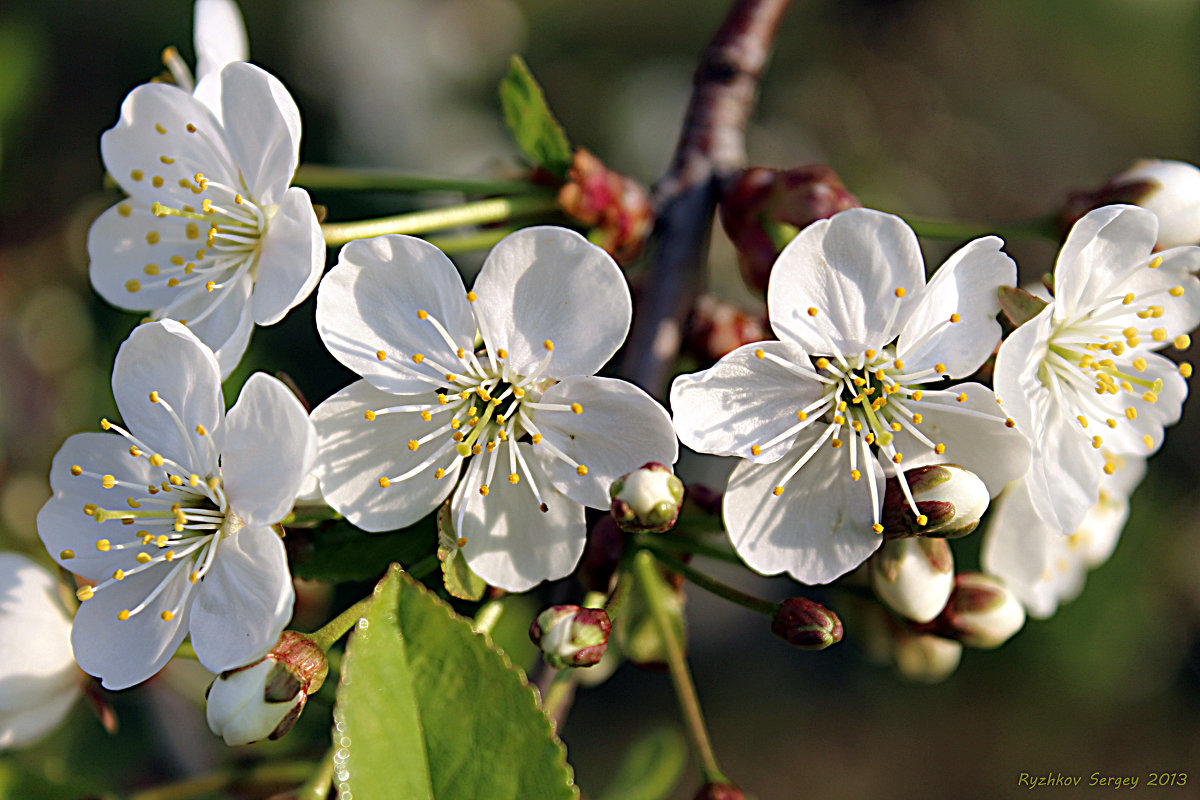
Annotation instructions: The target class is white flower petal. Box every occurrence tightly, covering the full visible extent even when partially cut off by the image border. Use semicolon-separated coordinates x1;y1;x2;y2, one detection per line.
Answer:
1116;245;1200;344
311;380;459;531
100;82;234;203
1024;400;1102;535
38;433;159;581
768;209;924;353
897;236;1014;378
670;340;826;463
217;62;301;206
70;563;194;690
0;691;80;750
993;305;1053;441
981;480;1063;619
471;227;631;378
88;202;212;312
112;320;225;467
723;435;883;584
251;187;324;325
531;376;677;509
1053;205;1159;320
317;235;476;396
455;445;587;592
188;525;293;673
0;555;77;718
194;0;248;84
221;373;315;528
163;273;255;380
891;383;1031;496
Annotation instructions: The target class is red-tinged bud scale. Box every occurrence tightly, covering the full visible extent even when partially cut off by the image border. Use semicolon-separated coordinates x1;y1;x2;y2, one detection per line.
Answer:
881;464;989;539
610;462;685;533
529;605;612;668
557;148;654;263
770;596;843;650
927;573;1025;649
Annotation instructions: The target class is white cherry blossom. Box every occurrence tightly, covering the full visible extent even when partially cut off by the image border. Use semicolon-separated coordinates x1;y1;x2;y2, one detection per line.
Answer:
88;61;323;377
37;321;315;689
671;208;1030;584
310;227;678;591
162;0;249;99
994;205;1200;535
0;553;82;749
982;455;1145;619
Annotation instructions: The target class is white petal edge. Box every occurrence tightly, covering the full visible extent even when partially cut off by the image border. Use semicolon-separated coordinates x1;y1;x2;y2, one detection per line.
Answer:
252;187;324;325
217;62;301;206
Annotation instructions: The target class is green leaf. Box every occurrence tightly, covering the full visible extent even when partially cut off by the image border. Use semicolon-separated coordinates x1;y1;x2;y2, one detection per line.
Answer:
437;501;486;601
335;565;578;800
287;520;432;583
500;55;574;178
998;285;1048;328
597;726;689;800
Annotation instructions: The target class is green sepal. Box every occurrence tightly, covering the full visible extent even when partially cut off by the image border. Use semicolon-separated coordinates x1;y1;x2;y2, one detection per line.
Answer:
499;55;573;178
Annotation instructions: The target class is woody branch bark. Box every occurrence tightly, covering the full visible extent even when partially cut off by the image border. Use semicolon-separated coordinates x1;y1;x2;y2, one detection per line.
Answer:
620;0;792;396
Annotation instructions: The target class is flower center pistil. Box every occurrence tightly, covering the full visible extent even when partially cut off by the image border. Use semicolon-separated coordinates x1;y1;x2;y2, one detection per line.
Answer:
64;390;231;624
362;301;592;545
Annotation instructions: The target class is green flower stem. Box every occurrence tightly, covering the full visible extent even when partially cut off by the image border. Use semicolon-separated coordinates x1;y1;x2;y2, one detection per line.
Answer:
295;164;547;196
294;748;336;800
309;596;375;652
409;552;440;580
900;214;1059;242
473;600;505;636
643;545;777;617
541;668;578;728
635;532;744;566
320;195;561;246
128;761;314;800
634;551;728;786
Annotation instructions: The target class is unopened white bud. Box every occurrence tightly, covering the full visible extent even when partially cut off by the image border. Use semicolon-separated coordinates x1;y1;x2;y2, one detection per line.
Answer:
610;462;685;533
883;465;989;539
870;538;954;623
936;573;1026;649
893;633;962;684
529;605;612;668
205;631;327;746
1113;159;1200;248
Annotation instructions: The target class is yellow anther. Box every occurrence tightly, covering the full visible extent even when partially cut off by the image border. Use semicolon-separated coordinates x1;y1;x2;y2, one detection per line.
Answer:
165;551;177;562
1153;328;1167;342
167;277;180;287
889;421;901;431
189;571;200;584
1077;415;1088;428
1123;327;1139;339
452;431;464;442
910;413;923;425
935;363;947;374
412;353;425;364
435;468;446;480
151;176;164;188
833;415;845;425
1091;435;1103;449
69;464;84;477
155;123;167;134
83;503;98;516
1151;305;1165;317
543;339;554;351
234;194;244;205
1175;334;1191;350
1132;357;1148;372
1105;418;1117;428
751;445;762;456
100;474;116;489
136;552;152;564
437;394;449;405
112;568;126;581
1181;363;1193;378
155;535;169;547
471;444;482;456
956;392;967;403
917;514;930;526
203;280;216;293
872;523;884;534
190;474;201;487
754;348;765;359
816;357;830;370
1122;293;1135;305
571;402;583;414
1144;434;1155;450
796;410;807;421
532;433;543;444
479;484;489;496
498;430;509;441
378;476;391;488
772;486;784;496
456;537;468;548
130;169;144;181
408;440;419;451
864;432;876;445
806;307;819;317
159;155;174;164
376;350;387;361
161;610;175;622
831;439;843;449
445;373;458;382
893;359;904;370
195;424;207;436
60;549;76;560
950;313;961;323
1143;391;1158;403
1103;461;1116;475
852;420;863;431
76;586;94;602
127;497;141;509
1149;255;1163;269
96;539;111;552
934;443;946;455
892;453;903;463
911;390;923;401
117;610;131;621
1170;285;1185;297
865;349;877;359
576;465;589;476
125;278;141;293
850;469;861;481
466;291;478;303
894;287;906;298
508;473;520;485
186;123;197;133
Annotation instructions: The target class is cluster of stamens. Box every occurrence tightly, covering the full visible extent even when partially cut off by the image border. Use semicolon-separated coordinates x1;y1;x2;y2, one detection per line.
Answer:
364;297;590;544
66;391;230;624
119;118;266;324
1038;254;1193;474
755;288;1010;534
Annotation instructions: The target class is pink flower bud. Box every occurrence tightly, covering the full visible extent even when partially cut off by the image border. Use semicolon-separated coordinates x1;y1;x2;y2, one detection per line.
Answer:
770;596;843;651
529;605;612;668
557;148;654;263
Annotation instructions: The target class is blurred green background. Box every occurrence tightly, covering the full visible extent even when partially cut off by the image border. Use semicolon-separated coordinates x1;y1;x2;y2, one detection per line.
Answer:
2;1;1199;798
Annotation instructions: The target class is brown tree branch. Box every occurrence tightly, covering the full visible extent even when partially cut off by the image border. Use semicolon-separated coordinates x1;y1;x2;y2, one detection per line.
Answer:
620;0;792;396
